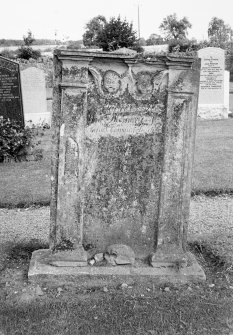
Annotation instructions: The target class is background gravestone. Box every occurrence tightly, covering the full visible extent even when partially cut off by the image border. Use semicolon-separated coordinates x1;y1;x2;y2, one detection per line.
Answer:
0;56;24;126
198;47;229;119
21;67;49;125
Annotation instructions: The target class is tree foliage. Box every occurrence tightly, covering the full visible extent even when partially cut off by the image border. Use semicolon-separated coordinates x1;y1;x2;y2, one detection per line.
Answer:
208;17;233;47
83;15;107;47
83;15;137;51
159;14;192;41
146;33;164;45
66;40;83;50
16;47;41;60
23;30;35;46
16;30;41;60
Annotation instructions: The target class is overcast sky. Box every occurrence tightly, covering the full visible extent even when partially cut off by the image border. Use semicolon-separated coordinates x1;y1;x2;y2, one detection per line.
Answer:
1;0;232;42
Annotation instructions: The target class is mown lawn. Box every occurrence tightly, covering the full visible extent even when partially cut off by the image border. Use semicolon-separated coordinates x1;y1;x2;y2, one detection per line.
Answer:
193;118;233;194
0;118;233;207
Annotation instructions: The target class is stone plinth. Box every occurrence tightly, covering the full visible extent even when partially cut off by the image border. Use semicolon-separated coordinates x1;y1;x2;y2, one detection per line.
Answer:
29;50;205;283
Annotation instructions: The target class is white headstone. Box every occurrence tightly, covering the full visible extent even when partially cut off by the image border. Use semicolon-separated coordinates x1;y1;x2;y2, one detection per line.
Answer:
197;47;228;119
21;67;50;125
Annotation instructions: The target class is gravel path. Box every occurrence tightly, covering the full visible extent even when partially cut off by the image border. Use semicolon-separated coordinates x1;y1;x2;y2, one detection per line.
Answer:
1;195;233;260
0;206;50;245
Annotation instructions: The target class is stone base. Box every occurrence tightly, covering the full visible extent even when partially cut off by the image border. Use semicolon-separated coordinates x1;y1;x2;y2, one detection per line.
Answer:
47;247;88;267
28;249;206;286
197;104;228;119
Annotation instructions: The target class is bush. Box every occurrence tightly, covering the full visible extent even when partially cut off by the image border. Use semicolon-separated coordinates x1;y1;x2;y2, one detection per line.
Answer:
0;117;36;162
16;46;41;60
168;38;199;53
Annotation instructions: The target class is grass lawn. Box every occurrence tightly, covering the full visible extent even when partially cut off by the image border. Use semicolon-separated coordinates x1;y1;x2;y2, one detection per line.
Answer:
0;118;233;207
193;118;233;194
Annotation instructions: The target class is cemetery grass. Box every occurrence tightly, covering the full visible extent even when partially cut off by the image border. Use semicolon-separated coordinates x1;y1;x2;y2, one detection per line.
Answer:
0;119;233;208
192;118;233;195
0;240;233;334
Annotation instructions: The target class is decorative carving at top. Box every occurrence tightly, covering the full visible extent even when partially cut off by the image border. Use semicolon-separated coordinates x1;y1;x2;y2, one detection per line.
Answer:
102;70;121;94
172;95;192;121
173;98;187;114
169;71;187;92
131;70;168;100
88;66;168;101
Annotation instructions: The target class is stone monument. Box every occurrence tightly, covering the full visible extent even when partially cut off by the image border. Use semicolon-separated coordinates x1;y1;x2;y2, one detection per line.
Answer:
21;67;49;125
29;50;205;283
0;56;24;126
198;47;229;119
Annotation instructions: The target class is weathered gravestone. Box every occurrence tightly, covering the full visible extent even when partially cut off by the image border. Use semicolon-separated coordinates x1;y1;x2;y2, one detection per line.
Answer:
0;56;24;126
29;50;205;283
198;47;229;119
21;67;49;125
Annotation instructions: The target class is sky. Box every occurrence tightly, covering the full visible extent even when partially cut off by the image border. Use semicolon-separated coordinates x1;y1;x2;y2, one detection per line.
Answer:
0;0;232;42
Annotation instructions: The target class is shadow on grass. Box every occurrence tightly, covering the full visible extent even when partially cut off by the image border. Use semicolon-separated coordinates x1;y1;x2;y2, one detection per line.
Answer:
0;239;49;277
191;189;233;197
189;241;227;274
6;239;49;262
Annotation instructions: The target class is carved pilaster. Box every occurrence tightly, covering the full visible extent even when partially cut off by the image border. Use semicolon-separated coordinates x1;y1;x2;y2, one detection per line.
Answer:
150;90;195;268
49;57;93;266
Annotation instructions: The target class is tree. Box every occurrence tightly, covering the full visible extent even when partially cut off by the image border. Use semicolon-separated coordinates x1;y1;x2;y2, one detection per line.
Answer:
83;15;137;51
23;30;35;46
67;40;83;50
138;37;146;46
16;30;41;60
83;15;107;47
159;14;192;41
208;17;233;47
146;33;164;45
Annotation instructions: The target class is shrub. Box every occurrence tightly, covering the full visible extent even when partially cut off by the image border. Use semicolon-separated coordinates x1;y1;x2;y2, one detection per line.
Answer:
16;46;41;60
168;38;199;53
0;117;37;162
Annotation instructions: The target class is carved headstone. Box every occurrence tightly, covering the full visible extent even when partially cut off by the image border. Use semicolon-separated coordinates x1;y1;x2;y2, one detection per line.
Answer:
21;67;49;125
0;56;24;126
198;47;229;119
29;50;205;283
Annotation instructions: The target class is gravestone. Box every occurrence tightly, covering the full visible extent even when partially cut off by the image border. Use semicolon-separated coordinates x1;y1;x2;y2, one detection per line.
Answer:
29;50;205;283
198;47;229;119
21;67;49;125
0;56;24;126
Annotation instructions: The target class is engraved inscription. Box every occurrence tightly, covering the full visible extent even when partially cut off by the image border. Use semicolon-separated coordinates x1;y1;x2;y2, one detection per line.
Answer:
198;48;225;105
200;57;223;90
0;73;20;101
0;57;23;125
